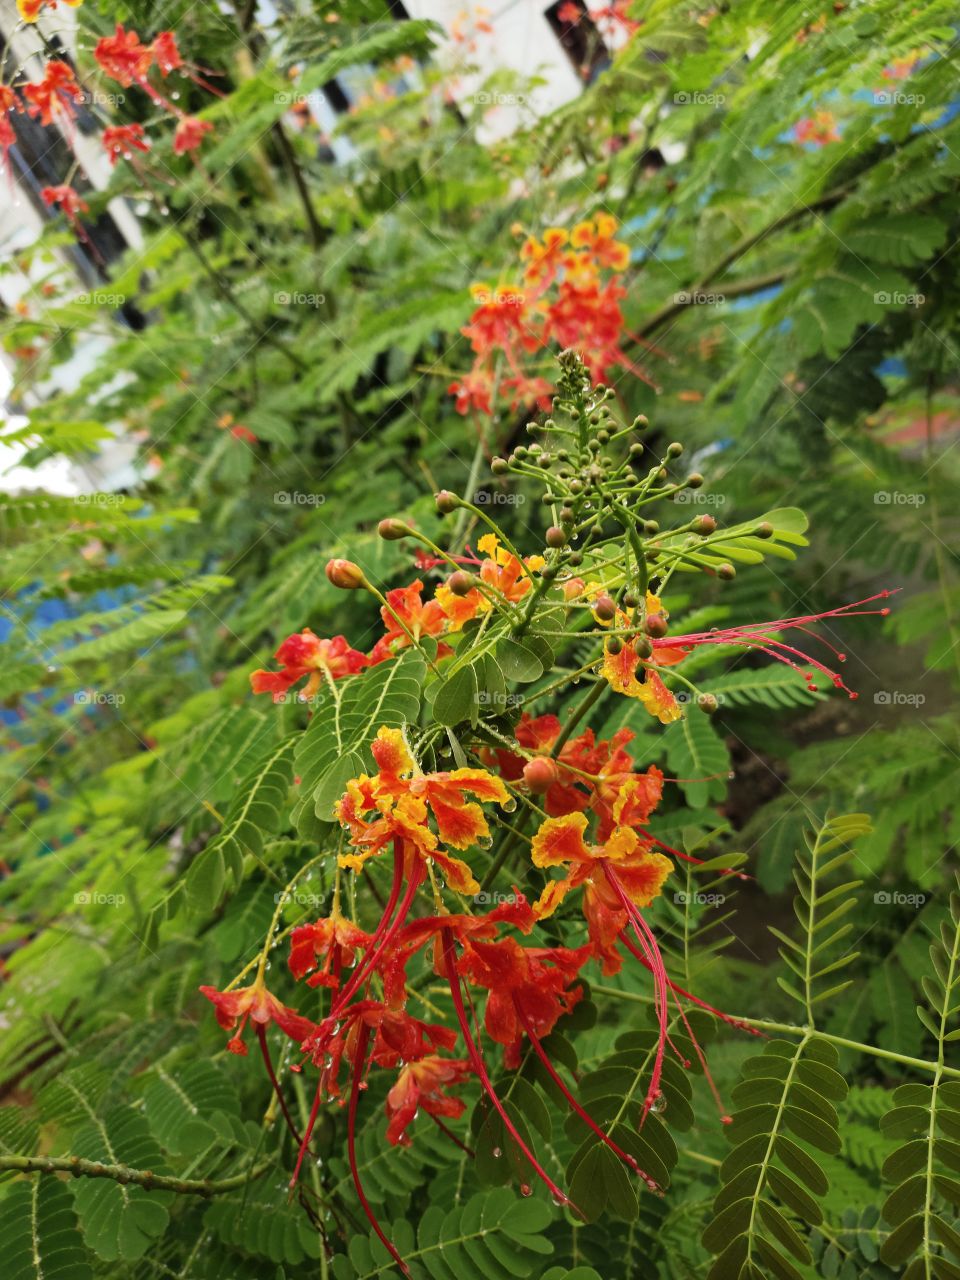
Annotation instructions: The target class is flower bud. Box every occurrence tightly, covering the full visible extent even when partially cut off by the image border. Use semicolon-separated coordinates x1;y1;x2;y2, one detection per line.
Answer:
568;551;583;567
491;456;509;475
686;473;704;489
523;757;559;793
697;693;719;713
562;576;585;601
545;526;567;548
755;521;774;539
435;490;459;515
606;636;623;655
693;514;716;535
643;520;659;535
326;559;365;590
666;442;684;458
717;563;736;581
593;593;616;622
634;636;653;659
644;613;669;638
447;571;475;597
377;519;410;541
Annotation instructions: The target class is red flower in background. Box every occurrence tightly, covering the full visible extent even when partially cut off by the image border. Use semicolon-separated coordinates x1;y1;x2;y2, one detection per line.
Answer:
102;123;149;166
94;24;153;88
173;115;213;155
288;912;372;989
794;110;840;145
385;1055;472;1146
200;979;315;1056
23;61;83;126
41;183;88;221
250;629;369;701
370;579;449;663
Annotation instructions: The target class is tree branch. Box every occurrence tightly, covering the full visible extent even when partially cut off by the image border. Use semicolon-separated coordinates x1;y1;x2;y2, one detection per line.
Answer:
0;1154;274;1196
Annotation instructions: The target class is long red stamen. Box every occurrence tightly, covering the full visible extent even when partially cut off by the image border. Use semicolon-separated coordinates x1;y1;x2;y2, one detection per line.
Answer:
514;1002;659;1191
256;1024;302;1143
330;843;406;1014
671;997;731;1124
442;934;574;1209
617;930;762;1036
603;865;667;1125
333;857;423;1018
289;1078;323;1193
348;1023;409;1274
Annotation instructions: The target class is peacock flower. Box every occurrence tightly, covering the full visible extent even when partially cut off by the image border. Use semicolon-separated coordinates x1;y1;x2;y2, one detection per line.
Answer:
173;115;213;155
102;124;150;166
520;227;569;286
250;629;369;701
288;911;373;989
385;1055;472;1147
199;978;316;1056
40;183;88;222
17;0;83;22
477;532;544;603
94;24;155;89
530;808;673;922
570;212;632;271
434;579;489;631
448;367;493;415
602;640;683;723
794;110;840;146
23;61;83;126
369;580;449;663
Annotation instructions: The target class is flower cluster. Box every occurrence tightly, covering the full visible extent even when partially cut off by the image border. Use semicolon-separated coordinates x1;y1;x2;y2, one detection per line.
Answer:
794;110;841;146
448;214;660;417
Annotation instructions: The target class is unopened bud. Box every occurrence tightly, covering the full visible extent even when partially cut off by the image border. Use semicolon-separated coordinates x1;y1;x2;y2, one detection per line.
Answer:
717;563;736;581
326;559;365;590
697;693;719;713
693;515;717;535
491;456;509;475
377;519;410;541
447;571;475;597
545;526;567;548
686;473;704;489
644;613;669;638
436;490;459;515
755;522;774;539
594;594;617;622
523;757;559;793
666;442;683;458
606;636;623;656
562;576;585;601
634;636;653;660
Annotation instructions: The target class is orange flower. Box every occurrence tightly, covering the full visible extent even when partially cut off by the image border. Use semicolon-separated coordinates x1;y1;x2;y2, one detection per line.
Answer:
335;726;509;893
173;115;213;156
601;640;682;723
370;580;449;663
477;532;544;603
570;213;631;272
17;0;82;24
530;807;672;920
433;581;489;631
794;111;840;146
288;912;372;989
250;629;369;701
23;61;82;126
520;227;569;285
385;1055;471;1146
199;978;316;1055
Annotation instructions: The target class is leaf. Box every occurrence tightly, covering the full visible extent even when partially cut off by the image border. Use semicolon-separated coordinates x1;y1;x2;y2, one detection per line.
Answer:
0;1178;93;1280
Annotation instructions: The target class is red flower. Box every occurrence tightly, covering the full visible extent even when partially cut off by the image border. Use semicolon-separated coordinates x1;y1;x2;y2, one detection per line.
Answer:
102;124;149;166
152;32;183;75
17;0;83;21
173;115;213;155
795;111;840;146
288;912;372;989
94;24;153;88
447;368;492;415
0;87;18;173
250;629;369;701
199;978;316;1056
369;579;449;663
385;1055;472;1146
23;61;83;126
41;184;88;222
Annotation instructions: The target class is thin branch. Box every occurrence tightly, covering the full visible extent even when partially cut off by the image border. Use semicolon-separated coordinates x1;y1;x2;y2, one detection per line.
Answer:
0;1154;274;1196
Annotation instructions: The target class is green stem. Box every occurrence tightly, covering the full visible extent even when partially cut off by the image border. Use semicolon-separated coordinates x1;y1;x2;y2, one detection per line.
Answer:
0;1154;273;1195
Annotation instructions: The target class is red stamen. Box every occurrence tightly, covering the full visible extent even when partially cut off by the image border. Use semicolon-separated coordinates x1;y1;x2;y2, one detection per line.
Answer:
348;1023;410;1274
515;1002;659;1191
442;934;575;1210
256;1024;302;1143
